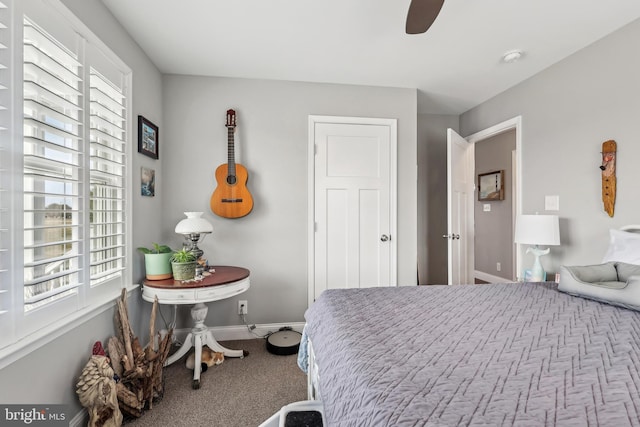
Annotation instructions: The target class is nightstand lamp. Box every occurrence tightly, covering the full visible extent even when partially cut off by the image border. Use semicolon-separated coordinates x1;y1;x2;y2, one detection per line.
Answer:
175;212;213;261
514;214;560;282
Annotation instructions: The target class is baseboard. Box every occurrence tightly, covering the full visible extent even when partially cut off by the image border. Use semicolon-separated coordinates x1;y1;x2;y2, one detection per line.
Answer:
474;270;512;284
172;322;306;344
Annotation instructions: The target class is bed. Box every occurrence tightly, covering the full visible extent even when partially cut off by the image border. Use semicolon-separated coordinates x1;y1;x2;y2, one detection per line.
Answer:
303;282;640;426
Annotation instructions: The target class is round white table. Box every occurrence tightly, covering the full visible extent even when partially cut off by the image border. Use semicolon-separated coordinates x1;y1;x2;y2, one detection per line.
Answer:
142;266;250;389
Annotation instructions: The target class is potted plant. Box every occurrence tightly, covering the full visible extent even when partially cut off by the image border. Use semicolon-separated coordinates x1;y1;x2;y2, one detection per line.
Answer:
170;248;197;281
137;243;173;280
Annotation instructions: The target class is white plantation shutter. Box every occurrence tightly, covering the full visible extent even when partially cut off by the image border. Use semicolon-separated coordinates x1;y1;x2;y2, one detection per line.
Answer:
0;0;10;339
22;18;84;310
0;0;132;351
89;69;126;286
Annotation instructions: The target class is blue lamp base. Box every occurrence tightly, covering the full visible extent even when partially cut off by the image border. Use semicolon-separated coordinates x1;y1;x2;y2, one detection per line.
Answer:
526;246;549;282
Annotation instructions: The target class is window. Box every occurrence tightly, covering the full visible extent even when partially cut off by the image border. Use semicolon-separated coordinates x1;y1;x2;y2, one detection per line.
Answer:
0;0;11;342
23;17;84;312
0;0;131;352
89;69;126;287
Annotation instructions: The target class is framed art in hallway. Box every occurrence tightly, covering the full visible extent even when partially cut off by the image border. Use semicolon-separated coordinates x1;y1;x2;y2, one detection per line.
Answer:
138;115;159;159
478;170;504;201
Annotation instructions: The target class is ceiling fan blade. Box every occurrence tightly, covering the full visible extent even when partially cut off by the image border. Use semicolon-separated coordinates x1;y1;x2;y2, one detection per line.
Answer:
406;0;445;34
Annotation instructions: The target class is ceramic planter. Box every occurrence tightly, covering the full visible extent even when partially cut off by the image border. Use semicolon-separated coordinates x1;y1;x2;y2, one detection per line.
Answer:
144;252;173;280
172;261;197;281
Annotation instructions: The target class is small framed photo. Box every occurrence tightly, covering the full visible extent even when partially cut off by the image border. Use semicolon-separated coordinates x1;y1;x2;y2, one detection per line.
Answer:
141;167;155;197
138;116;159;159
478;170;505;201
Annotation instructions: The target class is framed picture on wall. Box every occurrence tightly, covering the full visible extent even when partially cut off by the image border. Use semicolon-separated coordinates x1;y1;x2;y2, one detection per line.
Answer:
138;116;159;159
141;167;155;197
478;170;505;201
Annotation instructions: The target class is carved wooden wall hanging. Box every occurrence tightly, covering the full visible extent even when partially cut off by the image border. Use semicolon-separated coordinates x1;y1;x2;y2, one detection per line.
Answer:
600;140;616;217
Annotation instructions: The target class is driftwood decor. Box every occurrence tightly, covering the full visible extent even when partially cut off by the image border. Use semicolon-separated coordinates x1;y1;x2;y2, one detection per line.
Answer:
106;289;173;419
600;140;617;217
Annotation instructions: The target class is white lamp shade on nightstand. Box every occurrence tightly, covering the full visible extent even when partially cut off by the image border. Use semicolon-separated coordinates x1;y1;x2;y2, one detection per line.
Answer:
514;214;560;246
175;212;213;234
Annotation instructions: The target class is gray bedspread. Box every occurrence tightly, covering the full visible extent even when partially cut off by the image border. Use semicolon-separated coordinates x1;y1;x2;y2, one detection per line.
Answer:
304;283;640;426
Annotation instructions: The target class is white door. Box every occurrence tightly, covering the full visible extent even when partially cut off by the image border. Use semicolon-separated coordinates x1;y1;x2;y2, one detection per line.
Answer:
309;116;397;303
446;129;474;285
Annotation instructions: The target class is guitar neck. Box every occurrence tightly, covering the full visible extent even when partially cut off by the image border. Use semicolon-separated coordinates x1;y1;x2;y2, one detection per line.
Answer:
227;126;236;176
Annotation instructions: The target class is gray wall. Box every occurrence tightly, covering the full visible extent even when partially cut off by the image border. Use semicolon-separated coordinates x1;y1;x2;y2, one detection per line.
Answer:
461;18;640;274
474;130;515;280
417;114;459;285
162;75;418;327
0;0;162;418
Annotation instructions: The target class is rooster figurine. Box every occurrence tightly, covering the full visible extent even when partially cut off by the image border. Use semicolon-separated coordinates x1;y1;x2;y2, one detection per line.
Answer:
76;342;122;427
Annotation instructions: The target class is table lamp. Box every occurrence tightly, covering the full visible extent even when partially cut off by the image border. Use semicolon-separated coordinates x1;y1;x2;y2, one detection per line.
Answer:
514;214;560;282
175;212;213;261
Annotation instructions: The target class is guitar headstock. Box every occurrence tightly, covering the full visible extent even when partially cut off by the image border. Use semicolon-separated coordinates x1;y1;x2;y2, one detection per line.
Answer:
226;109;236;129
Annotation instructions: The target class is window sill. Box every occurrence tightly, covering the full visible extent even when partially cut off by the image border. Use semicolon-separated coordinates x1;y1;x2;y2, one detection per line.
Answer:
0;284;139;371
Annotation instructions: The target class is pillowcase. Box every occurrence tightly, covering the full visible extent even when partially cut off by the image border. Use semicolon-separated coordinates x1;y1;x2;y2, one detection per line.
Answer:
602;229;640;265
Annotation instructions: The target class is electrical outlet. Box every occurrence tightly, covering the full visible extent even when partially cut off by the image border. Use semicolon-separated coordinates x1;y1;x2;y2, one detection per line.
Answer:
496;262;501;272
238;300;248;315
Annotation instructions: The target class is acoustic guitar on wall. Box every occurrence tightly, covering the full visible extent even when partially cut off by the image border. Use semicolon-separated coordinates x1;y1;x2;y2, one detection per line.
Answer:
210;109;254;218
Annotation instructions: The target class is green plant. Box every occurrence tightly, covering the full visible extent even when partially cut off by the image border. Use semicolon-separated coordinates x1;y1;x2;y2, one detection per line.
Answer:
170;248;197;263
137;243;172;255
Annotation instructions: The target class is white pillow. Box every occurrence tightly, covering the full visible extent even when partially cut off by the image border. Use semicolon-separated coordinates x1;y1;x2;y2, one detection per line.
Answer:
602;229;640;265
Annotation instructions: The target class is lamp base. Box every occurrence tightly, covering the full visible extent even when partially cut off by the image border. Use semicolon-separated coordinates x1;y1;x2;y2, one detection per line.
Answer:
526;246;549;282
183;233;207;261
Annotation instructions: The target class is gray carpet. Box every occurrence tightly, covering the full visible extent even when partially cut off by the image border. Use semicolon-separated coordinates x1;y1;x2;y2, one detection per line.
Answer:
123;339;307;427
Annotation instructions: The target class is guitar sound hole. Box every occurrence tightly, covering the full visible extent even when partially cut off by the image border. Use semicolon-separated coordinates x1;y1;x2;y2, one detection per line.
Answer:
227;175;237;185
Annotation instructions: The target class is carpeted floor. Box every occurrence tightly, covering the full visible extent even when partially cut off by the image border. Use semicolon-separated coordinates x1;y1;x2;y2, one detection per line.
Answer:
123;339;307;427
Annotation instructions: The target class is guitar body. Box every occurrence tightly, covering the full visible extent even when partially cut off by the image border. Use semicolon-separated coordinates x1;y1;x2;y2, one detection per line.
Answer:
210;163;253;218
210;109;254;219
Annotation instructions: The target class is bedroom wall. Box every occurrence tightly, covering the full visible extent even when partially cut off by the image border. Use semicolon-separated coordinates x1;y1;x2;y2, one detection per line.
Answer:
474;130;516;281
460;18;640;275
0;0;162;419
161;75;417;328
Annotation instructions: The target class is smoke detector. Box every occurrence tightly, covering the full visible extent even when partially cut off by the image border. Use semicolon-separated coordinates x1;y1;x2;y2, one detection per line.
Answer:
502;50;523;63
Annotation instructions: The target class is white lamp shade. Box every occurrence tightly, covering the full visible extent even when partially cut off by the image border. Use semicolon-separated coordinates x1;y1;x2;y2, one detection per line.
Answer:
514;214;560;246
175;212;213;234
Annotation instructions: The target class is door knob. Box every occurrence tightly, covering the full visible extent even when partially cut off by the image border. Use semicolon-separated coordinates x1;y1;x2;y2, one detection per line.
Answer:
380;234;390;242
442;234;460;240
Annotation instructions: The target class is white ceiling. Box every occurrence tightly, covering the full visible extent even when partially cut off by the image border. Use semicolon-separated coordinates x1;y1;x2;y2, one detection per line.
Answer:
100;0;640;115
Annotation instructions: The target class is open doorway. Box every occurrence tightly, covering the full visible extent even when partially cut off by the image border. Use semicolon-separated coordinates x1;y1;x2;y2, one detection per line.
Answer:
464;116;522;283
419;116;522;285
473;129;517;283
